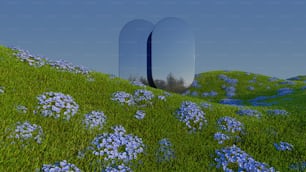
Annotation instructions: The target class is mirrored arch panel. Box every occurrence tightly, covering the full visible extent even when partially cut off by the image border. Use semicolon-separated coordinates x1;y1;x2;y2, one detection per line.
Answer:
119;19;154;84
150;17;195;93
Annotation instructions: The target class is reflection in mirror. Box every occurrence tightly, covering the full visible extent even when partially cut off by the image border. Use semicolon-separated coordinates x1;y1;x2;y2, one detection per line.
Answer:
119;19;154;83
150;17;195;93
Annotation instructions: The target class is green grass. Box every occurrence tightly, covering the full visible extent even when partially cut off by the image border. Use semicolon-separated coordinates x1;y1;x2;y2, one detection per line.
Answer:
1;45;306;171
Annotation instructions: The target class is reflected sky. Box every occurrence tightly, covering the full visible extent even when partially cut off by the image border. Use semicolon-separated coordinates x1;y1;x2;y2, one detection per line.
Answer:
119;19;154;81
151;17;195;87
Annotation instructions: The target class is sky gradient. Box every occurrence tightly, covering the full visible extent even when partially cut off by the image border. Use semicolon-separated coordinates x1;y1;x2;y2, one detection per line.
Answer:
0;0;305;79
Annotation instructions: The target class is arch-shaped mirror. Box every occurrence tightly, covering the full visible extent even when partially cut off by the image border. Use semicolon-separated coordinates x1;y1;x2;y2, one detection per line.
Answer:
119;19;154;84
150;17;195;93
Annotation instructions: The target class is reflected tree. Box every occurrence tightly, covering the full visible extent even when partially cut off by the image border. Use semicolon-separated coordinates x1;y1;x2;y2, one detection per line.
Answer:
128;73;188;93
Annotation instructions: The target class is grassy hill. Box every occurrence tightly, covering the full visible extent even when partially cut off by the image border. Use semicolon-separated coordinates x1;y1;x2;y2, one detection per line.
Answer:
0;45;306;171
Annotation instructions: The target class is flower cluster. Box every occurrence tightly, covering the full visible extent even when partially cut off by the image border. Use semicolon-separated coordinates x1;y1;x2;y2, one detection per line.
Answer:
111;91;135;106
134;110;145;120
111;89;155;107
34;92;79;120
176;101;207;132
248;79;257;83
83;111;107;129
277;88;293;96
289;162;306;171
266;109;288;116
158;95;166;101
247;86;255;91
236;109;261;118
130;80;146;87
200;102;212;109
248;96;276;106
156;138;175;162
218;74;238;85
202;91;218;97
219;74;238;98
13;47;90;74
219;99;243;106
191;80;201;88
301;86;306;90
9;121;44;144
214;132;230;144
225;86;236;97
158;92;170;101
103;163;132;172
48;59;90;75
133;89;154;104
41;160;81;172
279;80;295;85
274;141;294;151
190;91;198;97
217;117;244;133
269;77;279;82
16;105;27;114
215;145;276;171
0;86;4;94
12;47;47;67
91;125;144;163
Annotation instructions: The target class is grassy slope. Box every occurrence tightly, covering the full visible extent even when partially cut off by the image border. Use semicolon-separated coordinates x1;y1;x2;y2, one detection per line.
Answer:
0;45;306;171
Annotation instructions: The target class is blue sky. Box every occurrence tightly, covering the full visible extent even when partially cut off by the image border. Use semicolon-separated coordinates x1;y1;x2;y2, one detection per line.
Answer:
0;0;305;79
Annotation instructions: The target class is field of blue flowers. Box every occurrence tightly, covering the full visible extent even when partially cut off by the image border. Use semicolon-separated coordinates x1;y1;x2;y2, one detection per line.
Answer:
0;45;306;171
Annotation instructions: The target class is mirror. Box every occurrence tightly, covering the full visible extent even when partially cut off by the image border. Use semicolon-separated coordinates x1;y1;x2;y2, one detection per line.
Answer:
119;19;154;84
150;17;195;93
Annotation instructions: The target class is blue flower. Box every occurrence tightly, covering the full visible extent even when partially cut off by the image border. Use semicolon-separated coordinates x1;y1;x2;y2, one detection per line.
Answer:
9;121;44;144
219;99;242;106
225;86;236;98
274;141;293;151
218;74;238;85
279;80;295;85
200;102;212;109
103;163;132;172
267;109;288;116
202;91;218;97
41;160;81;172
16;105;27;114
217;117;244;133
130;80;146;87
215;145;276;171
269;77;279;82
133;89;154;105
158;95;166;101
277;88;293;96
156;138;175;162
83;111;107;129
135;110;145;120
289;162;306;171
111;91;135;106
12;47;90;74
190;91;198;96
12;47;47;67
247;86;255;91
236;109;261;118
176;101;207;132
0;86;4;94
248;79;257;83
214;132;230;144
47;59;90;75
91;125;144;163
34;92;79;120
191;80;201;88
